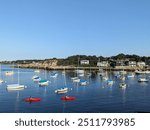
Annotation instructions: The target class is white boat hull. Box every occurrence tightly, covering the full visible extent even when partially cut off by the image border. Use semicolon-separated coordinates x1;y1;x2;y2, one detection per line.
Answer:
5;71;14;76
39;81;49;86
73;79;80;83
55;88;68;94
50;73;58;78
80;81;88;86
7;84;25;90
0;79;4;83
138;78;148;82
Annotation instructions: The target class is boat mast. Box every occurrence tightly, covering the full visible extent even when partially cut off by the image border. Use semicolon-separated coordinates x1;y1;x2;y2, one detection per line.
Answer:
0;64;1;79
64;67;67;87
18;64;20;84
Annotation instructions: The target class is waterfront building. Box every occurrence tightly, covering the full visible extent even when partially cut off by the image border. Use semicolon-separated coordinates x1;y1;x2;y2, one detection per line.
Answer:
97;61;109;67
80;60;89;65
116;60;125;66
137;62;146;68
128;61;137;67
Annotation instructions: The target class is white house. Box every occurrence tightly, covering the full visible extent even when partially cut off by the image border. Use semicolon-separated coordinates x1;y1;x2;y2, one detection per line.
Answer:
80;60;89;65
137;62;146;68
97;61;109;67
128;61;137;67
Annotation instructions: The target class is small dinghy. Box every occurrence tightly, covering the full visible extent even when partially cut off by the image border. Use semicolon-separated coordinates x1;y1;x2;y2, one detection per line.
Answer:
61;96;76;101
25;97;41;102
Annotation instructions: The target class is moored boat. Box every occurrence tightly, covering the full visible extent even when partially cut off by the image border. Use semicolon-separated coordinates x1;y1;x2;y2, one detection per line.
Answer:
55;87;68;94
80;80;88;86
7;65;26;91
107;80;114;85
73;78;80;83
32;76;41;82
135;70;146;74
7;84;25;91
5;71;14;76
102;76;108;81
138;78;148;82
127;73;135;78
61;96;76;101
25;97;41;102
119;83;127;89
0;79;4;84
0;64;4;83
50;73;58;78
34;70;40;73
38;80;49;86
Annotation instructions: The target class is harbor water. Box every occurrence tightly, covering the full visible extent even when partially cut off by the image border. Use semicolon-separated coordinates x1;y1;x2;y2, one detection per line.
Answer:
0;65;150;113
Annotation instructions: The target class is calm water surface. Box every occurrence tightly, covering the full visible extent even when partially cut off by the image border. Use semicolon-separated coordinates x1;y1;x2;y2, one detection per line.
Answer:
0;65;150;113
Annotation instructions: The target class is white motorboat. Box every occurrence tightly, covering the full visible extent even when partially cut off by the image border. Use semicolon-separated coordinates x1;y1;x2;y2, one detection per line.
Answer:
138;78;148;82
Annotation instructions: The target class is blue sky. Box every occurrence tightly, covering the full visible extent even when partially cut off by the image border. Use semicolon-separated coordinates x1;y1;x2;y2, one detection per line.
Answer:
0;0;150;60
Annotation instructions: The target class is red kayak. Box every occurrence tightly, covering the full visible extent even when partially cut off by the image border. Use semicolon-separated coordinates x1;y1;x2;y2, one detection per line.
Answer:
25;98;41;102
61;96;76;101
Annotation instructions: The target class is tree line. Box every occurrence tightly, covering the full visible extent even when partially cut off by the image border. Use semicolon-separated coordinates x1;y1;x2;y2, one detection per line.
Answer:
1;53;150;67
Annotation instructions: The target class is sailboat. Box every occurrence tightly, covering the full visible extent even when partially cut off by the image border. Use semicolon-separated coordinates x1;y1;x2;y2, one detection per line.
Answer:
38;66;49;86
137;65;149;82
7;65;26;91
72;67;80;83
119;65;127;89
50;73;58;78
107;68;114;86
55;68;68;94
127;73;135;78
5;64;14;76
0;64;4;83
107;80;114;86
80;80;88;86
32;75;41;82
119;82;127;89
138;77;148;82
119;65;126;81
34;63;40;73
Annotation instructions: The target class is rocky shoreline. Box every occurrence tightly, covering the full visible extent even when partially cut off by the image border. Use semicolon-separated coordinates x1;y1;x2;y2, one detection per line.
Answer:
18;63;150;71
